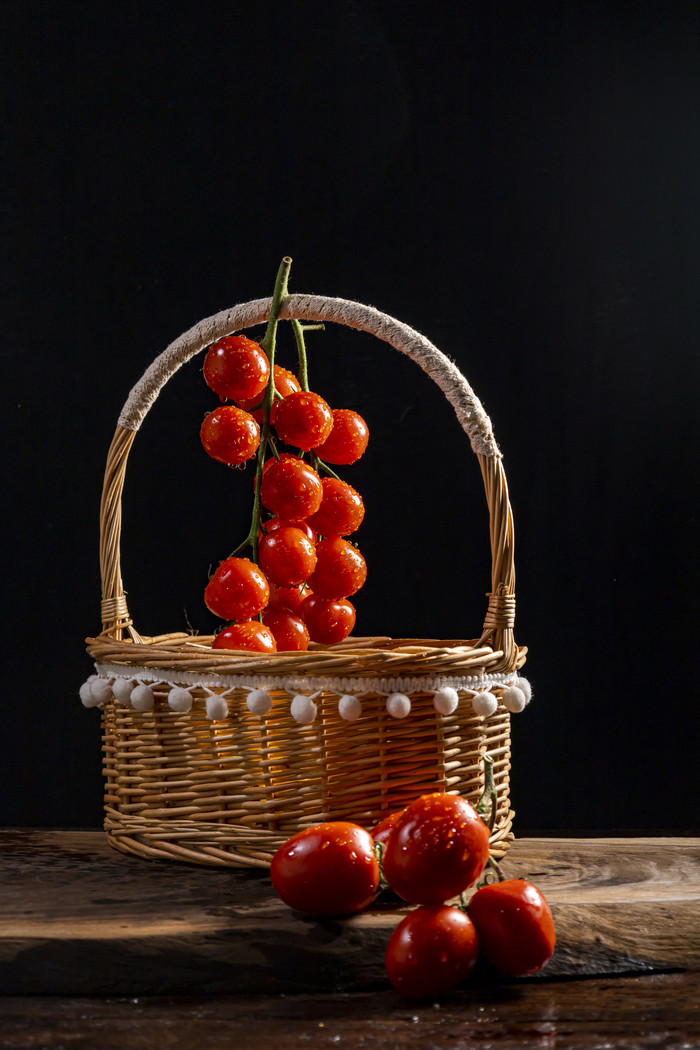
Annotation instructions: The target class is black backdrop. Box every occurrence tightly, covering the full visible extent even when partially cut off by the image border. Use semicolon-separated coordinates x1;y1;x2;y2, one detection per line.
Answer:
3;1;698;832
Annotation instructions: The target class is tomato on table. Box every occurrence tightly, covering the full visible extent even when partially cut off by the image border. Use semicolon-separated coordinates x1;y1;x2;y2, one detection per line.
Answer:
270;822;380;916
385;905;480;998
382;792;490;905
468;879;556;976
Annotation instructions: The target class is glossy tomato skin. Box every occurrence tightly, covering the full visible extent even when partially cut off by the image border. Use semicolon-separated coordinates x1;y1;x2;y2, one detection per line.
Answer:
309;536;367;599
274;390;334;450
382;793;490;905
204;558;270;621
203;335;270;403
314;408;369;464
200;406;260;466
385;905;480;998
260;457;323;521
261;517;317;545
467;880;556;976
258;525;317;586
270;822;380;916
239;365;301;423
370;810;403;847
307;477;365;537
212;621;277;654
268;582;311;617
261;608;310;651
301;594;356;644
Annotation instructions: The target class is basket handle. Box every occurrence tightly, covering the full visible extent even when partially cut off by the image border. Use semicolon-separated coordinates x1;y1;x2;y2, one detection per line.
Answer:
99;294;517;669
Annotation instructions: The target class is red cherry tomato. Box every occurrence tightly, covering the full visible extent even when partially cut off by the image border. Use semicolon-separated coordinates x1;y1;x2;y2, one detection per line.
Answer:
268;582;312;616
260;516;317;545
468;879;556;976
204;558;270;621
307;477;365;537
203;335;270;403
262;608;310;651
258;525;317;586
239;365;302;422
314;408;369;464
301;594;356;644
385;905;480;998
309;536;367;599
212;621;277;654
370;810;403;846
200;406;260;466
382;793;490;905
274;391;334;450
270;822;380;916
260;456;323;521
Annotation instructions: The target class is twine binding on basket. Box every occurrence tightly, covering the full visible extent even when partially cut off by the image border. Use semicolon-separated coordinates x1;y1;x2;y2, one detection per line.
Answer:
83;291;528;868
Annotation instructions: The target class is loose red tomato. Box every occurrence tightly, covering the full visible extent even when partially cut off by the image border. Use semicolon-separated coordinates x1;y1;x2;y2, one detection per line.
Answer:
314;408;369;464
200;406;260;466
258;525;317;586
467;879;556;976
270;822;380;916
307;477;365;537
274;390;334;450
203;335;270;403
301;594;356;644
385;905;480;998
204;557;270;621
370;810;403;846
260;456;323;521
212;621;277;654
308;536;367;599
262;607;310;651
382;793;490;905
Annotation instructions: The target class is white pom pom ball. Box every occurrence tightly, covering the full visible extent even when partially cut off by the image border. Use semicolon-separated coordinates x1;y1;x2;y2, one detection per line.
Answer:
131;684;155;712
472;691;498;717
89;678;113;706
291;694;317;724
246;689;273;716
80;679;100;707
338;694;362;721
206;694;229;721
433;686;459;716
502;686;527;713
112;678;134;704
515;676;532;704
168;687;193;713
386;693;411;719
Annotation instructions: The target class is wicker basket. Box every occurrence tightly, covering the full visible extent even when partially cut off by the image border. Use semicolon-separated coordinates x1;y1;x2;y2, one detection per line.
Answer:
83;292;528;867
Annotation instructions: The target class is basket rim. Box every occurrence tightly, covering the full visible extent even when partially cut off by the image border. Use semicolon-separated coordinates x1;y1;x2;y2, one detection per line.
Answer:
97;293;519;673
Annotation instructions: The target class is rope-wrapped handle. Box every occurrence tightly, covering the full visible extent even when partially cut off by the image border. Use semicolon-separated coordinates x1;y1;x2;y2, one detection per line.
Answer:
99;295;517;668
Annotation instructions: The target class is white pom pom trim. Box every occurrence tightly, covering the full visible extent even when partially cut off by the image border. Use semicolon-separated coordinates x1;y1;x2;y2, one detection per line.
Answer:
89;678;113;706
386;693;411;719
291;694;317;724
246;689;273;716
502;686;527;713
206;694;229;721
472;691;498;717
112;678;135;704
515;676;532;703
433;686;459;715
80;680;101;707
338;694;362;721
131;684;155;712
168;687;194;713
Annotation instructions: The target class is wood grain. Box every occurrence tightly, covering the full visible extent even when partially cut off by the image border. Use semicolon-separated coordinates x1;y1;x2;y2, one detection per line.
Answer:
0;831;697;996
0;973;699;1050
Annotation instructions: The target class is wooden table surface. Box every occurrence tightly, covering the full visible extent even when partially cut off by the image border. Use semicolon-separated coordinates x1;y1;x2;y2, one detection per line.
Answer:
1;830;698;1048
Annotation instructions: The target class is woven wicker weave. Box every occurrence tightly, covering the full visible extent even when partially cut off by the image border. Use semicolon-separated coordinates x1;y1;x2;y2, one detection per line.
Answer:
85;292;527;867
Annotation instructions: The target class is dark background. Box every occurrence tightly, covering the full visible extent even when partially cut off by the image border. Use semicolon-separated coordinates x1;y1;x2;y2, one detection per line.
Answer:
3;1;698;833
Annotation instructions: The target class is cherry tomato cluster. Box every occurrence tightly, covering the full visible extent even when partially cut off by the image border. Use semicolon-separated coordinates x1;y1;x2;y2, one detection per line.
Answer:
270;790;556;999
200;331;369;653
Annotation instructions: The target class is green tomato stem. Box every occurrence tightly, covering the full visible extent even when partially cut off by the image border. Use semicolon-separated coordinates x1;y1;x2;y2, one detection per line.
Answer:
475;753;498;834
232;257;292;563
